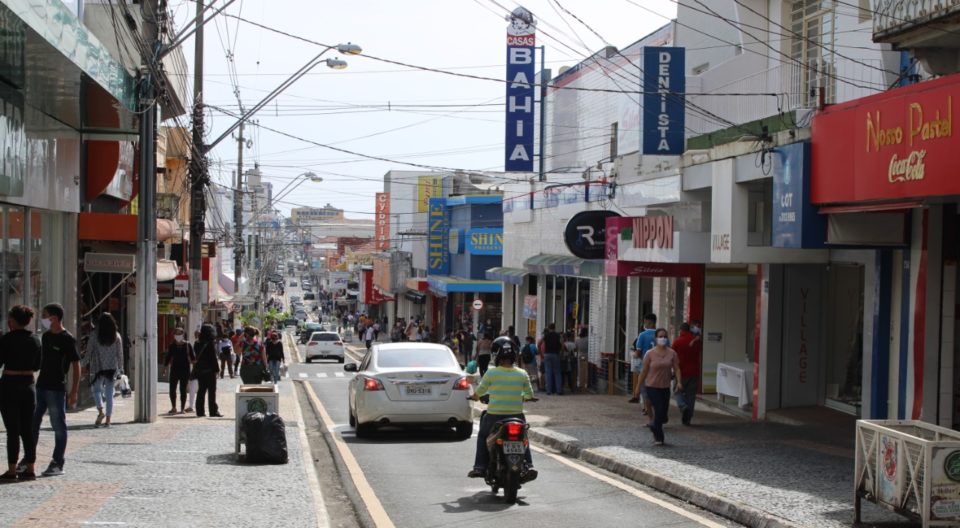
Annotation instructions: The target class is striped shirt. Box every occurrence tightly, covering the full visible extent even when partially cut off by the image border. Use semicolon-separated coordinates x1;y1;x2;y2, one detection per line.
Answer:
474;366;534;415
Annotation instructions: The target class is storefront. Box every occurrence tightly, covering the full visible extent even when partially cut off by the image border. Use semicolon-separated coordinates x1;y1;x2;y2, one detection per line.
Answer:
811;73;960;425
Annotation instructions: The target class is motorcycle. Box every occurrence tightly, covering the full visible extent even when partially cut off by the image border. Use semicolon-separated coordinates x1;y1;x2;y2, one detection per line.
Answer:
476;396;538;504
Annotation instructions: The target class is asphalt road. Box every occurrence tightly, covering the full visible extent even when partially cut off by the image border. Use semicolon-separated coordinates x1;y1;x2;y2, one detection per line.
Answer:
292;342;743;528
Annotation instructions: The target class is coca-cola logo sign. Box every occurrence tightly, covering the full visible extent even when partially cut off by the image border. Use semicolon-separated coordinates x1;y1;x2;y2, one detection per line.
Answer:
564;210;620;260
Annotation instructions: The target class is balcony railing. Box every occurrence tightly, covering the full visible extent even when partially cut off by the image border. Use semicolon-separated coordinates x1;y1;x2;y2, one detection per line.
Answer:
873;0;960;39
685;56;890;138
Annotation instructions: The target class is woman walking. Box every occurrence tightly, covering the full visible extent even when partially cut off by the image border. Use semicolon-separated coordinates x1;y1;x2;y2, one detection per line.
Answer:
217;327;234;380
635;328;682;446
237;326;267;384
85;313;124;427
0;305;42;480
265;331;285;384
476;332;493;377
193;324;222;417
163;327;195;414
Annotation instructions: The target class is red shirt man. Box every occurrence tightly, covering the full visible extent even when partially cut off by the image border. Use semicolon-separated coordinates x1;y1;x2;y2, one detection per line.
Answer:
672;324;701;383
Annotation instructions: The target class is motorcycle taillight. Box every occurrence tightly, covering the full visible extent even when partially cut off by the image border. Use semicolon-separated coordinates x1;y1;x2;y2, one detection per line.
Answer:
505;422;524;439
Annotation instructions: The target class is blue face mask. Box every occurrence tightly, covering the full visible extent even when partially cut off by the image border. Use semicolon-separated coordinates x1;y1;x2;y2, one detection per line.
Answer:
692;326;701;335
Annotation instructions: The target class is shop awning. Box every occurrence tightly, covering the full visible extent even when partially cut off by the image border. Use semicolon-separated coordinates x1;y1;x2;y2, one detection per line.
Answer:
427;276;502;296
157;260;180;282
79;212;179;242
524;254;603;278
485;266;528;285
404;290;427;303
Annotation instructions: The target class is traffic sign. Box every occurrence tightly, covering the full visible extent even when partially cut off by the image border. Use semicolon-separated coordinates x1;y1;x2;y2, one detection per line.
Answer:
472;299;484;311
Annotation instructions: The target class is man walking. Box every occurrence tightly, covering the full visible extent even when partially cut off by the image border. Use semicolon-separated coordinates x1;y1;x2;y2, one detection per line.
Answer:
672;321;703;425
539;323;563;395
629;314;658;418
27;303;80;477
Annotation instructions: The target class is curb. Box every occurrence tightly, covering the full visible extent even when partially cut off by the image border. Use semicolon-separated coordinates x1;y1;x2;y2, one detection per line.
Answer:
526;427;803;528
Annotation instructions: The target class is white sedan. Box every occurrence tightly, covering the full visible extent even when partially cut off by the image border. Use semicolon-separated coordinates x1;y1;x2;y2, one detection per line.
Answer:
304;331;345;363
344;343;473;439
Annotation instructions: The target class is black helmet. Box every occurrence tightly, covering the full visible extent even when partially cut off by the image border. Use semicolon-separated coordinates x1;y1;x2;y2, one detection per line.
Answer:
491;336;517;366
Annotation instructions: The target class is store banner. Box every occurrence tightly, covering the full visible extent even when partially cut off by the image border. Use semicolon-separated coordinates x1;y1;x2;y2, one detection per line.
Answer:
417;175;442;213
504;8;536;172
523;295;538;319
375;192;390;251
772;142;824;248
427;198;450;275
466;228;503;255
643;46;685;156
565;210;619;260
812;73;958;204
330;271;349;290
173;275;188;304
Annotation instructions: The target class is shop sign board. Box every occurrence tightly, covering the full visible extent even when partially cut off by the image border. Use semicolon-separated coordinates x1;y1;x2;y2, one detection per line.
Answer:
605;216;633;275
632;216;674;249
811;74;958;204
642;47;685;156
427;198;450;275
84;252;135;274
173;275;188;304
330;271;349;290
564;210;619;260
772;142;825;248
523;295;538;319
615;216;710;264
375;192;390;251
504;8;536;172
157;281;174;299
417;175;443;213
931;448;960;520
466;228;503;255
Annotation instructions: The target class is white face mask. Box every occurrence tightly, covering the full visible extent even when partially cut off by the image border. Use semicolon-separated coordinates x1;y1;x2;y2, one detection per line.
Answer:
692;326;701;335
174;335;185;343
40;318;52;331
656;337;668;347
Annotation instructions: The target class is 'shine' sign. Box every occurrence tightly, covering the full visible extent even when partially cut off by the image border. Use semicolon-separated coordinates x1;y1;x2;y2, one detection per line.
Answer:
643;47;685;156
504;8;537;172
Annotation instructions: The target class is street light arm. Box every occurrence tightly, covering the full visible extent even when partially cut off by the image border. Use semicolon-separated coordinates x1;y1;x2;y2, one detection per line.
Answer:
205;47;336;152
158;0;238;61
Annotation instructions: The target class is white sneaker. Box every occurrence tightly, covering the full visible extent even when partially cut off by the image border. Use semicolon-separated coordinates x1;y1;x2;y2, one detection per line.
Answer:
41;462;63;477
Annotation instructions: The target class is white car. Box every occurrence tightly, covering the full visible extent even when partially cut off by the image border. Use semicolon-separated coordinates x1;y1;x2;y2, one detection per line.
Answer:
343;343;473;439
304;331;345;363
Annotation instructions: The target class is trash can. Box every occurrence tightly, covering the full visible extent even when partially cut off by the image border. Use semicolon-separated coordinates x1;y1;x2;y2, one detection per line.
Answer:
235;384;279;455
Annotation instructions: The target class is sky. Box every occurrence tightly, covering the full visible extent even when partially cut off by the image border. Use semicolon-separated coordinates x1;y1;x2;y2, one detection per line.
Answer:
170;0;677;220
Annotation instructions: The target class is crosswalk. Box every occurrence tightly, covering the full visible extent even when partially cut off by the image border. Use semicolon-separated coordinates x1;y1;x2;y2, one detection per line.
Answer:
293;371;348;380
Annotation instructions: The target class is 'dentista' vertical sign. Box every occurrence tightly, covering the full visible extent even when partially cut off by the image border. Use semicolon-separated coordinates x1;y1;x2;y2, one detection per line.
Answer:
643;47;685;156
505;7;536;172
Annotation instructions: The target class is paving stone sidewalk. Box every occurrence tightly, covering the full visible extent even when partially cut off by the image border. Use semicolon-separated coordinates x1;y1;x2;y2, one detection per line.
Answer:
520;392;910;528
0;375;326;528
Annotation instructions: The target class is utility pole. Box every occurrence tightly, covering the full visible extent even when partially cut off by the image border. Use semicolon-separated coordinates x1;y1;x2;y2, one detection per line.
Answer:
233;122;244;303
187;0;207;345
135;0;160;422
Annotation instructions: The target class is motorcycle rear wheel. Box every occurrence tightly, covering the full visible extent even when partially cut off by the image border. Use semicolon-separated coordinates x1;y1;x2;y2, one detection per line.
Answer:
503;470;519;504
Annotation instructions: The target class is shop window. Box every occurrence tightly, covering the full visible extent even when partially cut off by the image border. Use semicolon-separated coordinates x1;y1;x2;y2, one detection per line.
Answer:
747;180;772;247
0;205;25;318
790;0;836;107
825;263;864;414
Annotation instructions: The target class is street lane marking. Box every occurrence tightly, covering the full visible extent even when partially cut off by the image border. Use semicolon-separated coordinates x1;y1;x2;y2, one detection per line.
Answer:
299;373;308;379
317;373;328;378
334;372;345;378
301;381;395;528
531;445;727;528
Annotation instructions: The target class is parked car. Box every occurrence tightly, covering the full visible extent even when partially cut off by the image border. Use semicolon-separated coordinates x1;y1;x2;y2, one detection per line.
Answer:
303;292;316;300
282;318;298;329
294;309;307;321
299;322;322;343
343;343;473;438
289;295;300;303
289;281;298;287
304;331;345;363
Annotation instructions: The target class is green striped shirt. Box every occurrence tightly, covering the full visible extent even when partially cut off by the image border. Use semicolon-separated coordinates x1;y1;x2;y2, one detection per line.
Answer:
474;366;534;415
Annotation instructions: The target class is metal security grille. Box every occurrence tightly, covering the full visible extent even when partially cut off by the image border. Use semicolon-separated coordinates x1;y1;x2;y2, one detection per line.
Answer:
790;0;837;107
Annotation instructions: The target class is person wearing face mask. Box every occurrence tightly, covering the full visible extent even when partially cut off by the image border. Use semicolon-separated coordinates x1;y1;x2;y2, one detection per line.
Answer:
265;332;285;384
163;327;195;415
671;322;702;426
635;328;682;446
29;304;81;477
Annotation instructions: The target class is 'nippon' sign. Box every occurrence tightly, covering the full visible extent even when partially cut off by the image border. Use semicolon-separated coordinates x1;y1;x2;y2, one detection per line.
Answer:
504;7;536;172
643;47;685;155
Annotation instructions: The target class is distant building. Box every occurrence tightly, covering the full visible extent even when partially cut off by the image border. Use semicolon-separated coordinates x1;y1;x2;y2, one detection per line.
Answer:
292;204;345;224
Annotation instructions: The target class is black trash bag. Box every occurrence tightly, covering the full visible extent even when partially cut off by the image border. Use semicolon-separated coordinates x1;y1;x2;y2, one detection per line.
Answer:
242;411;288;464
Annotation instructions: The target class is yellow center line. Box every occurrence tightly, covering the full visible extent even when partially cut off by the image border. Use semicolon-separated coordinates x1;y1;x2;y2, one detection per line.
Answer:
531;445;729;528
300;380;396;528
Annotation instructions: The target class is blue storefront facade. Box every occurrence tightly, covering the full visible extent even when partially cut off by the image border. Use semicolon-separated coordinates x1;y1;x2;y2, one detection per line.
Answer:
426;195;504;339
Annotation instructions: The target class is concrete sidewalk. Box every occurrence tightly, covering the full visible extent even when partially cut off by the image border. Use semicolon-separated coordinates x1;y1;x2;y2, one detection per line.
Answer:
0;374;326;527
517;392;908;528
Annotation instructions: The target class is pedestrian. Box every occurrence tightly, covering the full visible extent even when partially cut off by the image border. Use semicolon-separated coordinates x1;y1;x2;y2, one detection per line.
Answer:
193;324;223;417
458;327;476;365
29;303;81;477
630;314;659;418
230;329;243;377
476;332;493;376
0;305;41;481
266;331;285;384
364;324;374;351
635;328;682;446
575;327;589;392
672;321;703;425
217;330;234;380
84;313;124;428
163;327;195;414
520;335;539;392
238;326;267;384
562;330;577;393
538;323;563;395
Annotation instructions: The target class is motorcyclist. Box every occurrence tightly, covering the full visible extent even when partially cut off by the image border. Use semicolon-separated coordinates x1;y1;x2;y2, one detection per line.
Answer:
467;336;538;482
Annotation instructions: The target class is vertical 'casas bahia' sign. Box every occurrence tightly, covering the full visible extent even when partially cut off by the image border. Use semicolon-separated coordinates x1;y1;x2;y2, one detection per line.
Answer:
505;7;536;172
643;47;685;156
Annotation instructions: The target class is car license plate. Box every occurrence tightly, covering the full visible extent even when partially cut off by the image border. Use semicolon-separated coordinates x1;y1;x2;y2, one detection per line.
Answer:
503;441;525;454
405;384;431;396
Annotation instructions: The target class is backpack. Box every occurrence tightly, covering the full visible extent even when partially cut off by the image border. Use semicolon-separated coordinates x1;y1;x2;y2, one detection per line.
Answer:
521;343;535;364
